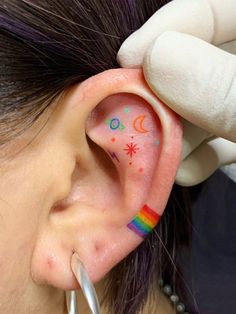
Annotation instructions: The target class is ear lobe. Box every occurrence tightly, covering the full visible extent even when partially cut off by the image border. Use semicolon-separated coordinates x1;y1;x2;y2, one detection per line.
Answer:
31;69;182;291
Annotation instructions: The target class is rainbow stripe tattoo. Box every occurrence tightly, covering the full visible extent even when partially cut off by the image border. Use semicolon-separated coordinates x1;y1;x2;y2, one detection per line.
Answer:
127;205;161;238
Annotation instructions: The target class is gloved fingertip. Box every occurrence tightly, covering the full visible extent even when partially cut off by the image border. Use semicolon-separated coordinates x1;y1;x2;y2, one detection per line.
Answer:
175;162;206;187
117;41;143;68
176;138;236;186
143;31;177;89
117;29;151;68
117;51;142;69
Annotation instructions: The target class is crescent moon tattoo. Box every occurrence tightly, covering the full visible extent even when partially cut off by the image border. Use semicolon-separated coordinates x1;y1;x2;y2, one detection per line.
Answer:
133;115;149;133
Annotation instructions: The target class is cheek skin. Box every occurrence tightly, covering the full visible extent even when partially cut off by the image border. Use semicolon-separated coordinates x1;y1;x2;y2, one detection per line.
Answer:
0;94;85;308
0;158;45;292
0;124;68;306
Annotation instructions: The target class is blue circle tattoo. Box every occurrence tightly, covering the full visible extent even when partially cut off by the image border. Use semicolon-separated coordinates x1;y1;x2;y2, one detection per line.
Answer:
110;118;120;130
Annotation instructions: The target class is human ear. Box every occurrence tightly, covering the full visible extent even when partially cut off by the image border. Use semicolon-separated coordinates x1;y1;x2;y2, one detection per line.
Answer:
30;69;182;290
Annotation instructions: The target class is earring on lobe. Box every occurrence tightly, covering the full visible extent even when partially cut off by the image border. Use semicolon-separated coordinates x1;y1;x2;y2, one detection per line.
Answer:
67;290;78;314
67;251;101;314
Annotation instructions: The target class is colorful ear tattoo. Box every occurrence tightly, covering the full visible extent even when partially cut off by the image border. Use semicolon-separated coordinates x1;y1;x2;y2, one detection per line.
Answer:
102;100;161;238
127;205;161;238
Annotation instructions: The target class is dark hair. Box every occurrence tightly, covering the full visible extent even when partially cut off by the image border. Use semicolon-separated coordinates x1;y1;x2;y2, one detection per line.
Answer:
0;0;168;145
0;1;192;313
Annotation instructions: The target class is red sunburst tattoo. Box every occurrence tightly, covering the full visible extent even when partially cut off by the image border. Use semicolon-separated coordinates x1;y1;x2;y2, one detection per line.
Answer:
124;142;139;158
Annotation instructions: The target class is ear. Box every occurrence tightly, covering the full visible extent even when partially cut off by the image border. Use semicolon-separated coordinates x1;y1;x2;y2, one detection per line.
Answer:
31;69;182;290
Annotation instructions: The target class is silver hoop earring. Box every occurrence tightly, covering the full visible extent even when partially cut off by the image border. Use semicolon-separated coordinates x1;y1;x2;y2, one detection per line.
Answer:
68;251;101;314
67;290;78;314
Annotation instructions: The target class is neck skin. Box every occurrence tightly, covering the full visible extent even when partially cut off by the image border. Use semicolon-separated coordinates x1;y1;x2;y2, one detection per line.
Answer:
76;280;174;314
0;283;67;314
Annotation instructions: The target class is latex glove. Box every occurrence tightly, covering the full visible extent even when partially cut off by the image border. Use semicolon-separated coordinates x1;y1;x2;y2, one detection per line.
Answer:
117;0;236;186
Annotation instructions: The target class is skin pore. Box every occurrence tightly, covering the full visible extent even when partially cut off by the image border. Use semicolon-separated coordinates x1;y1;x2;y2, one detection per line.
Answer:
0;69;182;314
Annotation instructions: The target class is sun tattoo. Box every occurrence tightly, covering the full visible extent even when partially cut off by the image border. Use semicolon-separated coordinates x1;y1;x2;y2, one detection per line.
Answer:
124;142;140;158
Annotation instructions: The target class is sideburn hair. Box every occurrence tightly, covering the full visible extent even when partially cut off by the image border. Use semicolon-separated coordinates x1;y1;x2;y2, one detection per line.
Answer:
0;1;192;313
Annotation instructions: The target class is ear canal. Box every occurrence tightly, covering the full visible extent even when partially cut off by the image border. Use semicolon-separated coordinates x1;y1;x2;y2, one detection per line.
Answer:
86;93;162;210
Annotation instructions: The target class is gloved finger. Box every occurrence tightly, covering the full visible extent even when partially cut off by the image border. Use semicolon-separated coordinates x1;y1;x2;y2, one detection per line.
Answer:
181;120;212;160
221;163;236;183
176;137;236;186
218;40;236;55
144;31;236;142
117;0;236;68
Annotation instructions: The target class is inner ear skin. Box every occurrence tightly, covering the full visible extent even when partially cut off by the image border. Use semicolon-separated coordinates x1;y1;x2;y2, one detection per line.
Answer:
57;92;161;219
86;93;161;211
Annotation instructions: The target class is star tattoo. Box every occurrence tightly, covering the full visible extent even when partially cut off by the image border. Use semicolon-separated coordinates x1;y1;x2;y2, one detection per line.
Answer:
124;142;140;158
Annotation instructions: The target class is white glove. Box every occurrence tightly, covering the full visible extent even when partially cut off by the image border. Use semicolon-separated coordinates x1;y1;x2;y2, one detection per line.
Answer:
117;0;236;186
